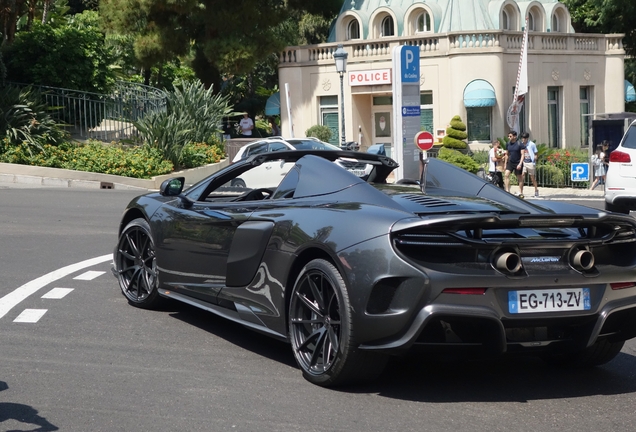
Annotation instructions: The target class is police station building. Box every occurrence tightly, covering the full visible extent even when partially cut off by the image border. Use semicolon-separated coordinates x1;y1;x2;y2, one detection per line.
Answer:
277;0;632;166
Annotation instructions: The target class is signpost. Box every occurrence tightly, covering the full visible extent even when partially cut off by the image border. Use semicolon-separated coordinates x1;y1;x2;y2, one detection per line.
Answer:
414;131;434;152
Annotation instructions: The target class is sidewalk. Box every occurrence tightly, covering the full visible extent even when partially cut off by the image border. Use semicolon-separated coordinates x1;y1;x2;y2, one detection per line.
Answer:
0;162;606;200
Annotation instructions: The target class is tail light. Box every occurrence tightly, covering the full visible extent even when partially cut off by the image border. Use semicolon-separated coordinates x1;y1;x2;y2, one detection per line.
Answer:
610;282;636;290
609;151;632;163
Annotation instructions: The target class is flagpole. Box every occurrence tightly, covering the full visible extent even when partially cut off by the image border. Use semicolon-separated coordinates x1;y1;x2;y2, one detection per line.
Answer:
507;16;529;133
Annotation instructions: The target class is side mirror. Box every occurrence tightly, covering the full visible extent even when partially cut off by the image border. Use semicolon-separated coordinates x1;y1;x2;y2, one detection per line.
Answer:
160;177;185;196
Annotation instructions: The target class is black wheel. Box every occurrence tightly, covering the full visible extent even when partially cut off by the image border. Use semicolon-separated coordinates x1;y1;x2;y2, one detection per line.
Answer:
605;201;630;214
543;339;624;367
288;259;387;387
115;218;161;308
231;178;246;188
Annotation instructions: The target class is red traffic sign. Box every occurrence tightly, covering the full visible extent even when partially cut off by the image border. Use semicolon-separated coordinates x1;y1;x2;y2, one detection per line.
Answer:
414;131;435;151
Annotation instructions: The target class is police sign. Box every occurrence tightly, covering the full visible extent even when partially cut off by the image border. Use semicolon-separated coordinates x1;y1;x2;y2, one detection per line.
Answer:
571;163;589;182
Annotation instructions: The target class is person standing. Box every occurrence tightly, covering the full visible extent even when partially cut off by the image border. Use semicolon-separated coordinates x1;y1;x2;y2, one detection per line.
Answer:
590;144;606;190
520;132;539;197
488;140;505;189
268;117;280;136
239;112;254;137
504;131;526;197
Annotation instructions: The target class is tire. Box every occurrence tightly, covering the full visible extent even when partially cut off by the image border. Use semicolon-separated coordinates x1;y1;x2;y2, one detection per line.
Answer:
543;339;624;367
231;178;246;188
114;218;162;309
605;201;630;214
288;259;387;387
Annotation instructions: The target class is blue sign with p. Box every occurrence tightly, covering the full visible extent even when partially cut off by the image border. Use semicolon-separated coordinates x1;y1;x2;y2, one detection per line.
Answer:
400;46;420;83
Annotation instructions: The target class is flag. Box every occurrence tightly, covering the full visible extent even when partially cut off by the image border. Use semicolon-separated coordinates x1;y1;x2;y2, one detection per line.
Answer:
507;16;529;133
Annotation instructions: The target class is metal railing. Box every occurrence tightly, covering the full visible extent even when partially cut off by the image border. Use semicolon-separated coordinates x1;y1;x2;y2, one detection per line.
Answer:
12;81;167;142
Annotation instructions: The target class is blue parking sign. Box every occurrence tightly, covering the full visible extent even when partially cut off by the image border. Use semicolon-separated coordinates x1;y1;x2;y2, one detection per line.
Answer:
571;163;589;182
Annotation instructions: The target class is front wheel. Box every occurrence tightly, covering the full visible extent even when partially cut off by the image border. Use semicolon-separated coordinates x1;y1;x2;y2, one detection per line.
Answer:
114;218;162;308
288;259;387;387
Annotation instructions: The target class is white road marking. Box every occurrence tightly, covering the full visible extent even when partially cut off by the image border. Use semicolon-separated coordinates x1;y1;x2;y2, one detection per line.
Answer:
0;254;112;320
14;309;48;323
42;287;74;299
74;270;106;281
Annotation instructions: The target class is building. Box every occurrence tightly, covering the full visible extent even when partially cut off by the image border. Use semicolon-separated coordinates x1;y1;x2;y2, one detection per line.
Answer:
277;0;632;165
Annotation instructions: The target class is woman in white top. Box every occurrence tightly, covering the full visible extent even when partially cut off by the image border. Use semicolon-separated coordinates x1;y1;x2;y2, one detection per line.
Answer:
590;144;606;190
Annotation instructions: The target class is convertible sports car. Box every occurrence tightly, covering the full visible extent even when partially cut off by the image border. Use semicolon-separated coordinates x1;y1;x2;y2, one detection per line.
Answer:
113;149;636;387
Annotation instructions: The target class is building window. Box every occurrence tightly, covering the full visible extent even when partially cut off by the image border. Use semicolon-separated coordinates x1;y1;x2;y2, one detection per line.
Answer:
551;14;559;32
416;12;431;32
580;87;591;147
320;96;339;146
502;10;510;30
528;12;535;31
547;87;561;148
381;16;394;37
347;20;360;40
467;107;491;141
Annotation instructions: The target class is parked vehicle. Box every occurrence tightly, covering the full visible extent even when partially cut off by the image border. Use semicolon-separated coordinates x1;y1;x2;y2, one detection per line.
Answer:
605;119;636;214
113;150;636;387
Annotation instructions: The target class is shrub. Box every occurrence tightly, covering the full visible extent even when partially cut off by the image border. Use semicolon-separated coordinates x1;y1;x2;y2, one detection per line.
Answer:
133;80;233;168
181;141;225;169
442;115;467;149
437;147;480;173
306;125;332;142
536;163;565;187
0;84;68;152
3;13;115;94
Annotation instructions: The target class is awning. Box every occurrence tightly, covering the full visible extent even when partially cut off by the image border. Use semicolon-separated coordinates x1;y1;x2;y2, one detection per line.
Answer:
625;80;635;103
463;79;496;107
265;92;280;116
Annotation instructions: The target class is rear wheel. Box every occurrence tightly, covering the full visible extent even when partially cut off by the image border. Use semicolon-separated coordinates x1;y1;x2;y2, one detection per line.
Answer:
288;259;387;387
543;339;624;367
114;218;161;308
605;201;630;214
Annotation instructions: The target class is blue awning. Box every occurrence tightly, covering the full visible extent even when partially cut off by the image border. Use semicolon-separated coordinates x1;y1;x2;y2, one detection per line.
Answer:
625;80;635;103
265;92;280;116
463;79;496;107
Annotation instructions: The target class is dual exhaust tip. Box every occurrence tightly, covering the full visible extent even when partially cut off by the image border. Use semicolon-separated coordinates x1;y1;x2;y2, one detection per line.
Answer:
492;247;595;275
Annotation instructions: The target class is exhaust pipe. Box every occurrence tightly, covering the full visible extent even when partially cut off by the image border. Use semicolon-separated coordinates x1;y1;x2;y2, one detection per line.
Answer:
494;252;522;274
571;249;594;271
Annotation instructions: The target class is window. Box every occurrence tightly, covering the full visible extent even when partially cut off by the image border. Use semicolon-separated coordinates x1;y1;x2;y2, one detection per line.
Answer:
320;96;339;146
502;10;510;30
373;96;392;105
467;107;491;141
347;20;360;40
416;12;431;33
551;14;559;33
547;87;561;148
528;12;535;31
381;16;394;37
580;87;591;147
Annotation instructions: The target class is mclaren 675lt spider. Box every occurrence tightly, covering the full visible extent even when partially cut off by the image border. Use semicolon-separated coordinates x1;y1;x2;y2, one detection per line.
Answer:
113;149;636;387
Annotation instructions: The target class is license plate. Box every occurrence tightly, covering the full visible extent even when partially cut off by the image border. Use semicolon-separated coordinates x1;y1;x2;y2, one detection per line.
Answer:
508;288;591;314
348;169;366;177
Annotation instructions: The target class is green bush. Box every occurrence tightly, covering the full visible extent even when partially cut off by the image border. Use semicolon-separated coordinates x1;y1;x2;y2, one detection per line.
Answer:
437;147;480;173
536;163;565;187
181;141;225;169
3;13;115;94
0;140;174;178
442;115;467;149
133;80;233;168
0;84;68;152
306;125;332;142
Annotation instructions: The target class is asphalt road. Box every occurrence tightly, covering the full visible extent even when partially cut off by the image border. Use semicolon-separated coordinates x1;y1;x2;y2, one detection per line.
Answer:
1;187;636;432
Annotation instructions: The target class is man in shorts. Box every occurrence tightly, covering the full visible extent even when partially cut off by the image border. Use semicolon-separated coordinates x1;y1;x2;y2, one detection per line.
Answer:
520;132;539;197
504;131;526;197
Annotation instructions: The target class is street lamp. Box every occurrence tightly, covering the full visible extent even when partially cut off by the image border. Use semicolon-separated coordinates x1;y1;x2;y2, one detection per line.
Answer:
333;44;348;148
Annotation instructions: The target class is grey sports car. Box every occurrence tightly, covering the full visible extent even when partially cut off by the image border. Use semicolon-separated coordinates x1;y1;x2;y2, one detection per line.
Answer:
113;149;636;387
